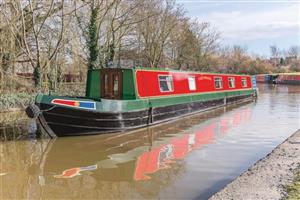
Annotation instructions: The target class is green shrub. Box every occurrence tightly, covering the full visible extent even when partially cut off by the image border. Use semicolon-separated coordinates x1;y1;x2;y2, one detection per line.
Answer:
0;92;36;111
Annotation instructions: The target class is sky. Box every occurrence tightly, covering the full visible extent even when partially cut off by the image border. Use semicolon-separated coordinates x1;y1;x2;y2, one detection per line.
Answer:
178;0;300;57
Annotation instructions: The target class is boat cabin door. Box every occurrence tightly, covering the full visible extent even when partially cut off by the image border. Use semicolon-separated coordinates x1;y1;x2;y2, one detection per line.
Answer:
101;69;122;99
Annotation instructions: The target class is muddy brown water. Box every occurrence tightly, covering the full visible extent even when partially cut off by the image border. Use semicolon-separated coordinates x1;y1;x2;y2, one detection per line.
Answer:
0;84;299;199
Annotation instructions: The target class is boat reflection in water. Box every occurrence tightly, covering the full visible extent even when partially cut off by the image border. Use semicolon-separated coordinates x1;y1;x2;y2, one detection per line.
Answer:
1;104;252;199
54;164;98;178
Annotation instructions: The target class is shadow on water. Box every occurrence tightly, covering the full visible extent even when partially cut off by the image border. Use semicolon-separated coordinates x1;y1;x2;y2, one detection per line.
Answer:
0;83;299;199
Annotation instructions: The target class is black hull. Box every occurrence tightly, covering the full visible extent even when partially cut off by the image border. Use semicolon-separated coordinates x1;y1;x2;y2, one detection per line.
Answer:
259;80;300;85
37;94;254;137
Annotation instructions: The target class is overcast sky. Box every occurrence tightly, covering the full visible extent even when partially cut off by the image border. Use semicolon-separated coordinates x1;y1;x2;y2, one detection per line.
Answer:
179;0;299;57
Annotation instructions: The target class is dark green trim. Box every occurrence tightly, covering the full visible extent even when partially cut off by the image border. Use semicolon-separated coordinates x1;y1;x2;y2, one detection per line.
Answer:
122;69;136;100
148;89;254;108
85;70;91;97
86;69;101;98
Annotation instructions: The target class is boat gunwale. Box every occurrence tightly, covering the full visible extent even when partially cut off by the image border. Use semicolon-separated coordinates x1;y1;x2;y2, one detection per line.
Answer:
38;94;254;137
37;89;255;114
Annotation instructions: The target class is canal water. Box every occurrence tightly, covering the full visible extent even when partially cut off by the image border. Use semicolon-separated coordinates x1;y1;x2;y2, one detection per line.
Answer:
0;84;299;199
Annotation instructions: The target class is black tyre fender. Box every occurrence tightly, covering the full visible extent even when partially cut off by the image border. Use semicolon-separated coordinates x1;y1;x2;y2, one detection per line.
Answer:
25;104;40;118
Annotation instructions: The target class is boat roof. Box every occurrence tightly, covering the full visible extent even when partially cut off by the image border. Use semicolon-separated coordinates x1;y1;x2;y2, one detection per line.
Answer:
133;66;251;76
256;72;300;75
89;66;252;76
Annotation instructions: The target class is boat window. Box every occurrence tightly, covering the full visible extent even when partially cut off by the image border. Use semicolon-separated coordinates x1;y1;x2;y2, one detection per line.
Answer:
188;76;196;91
113;75;119;95
242;77;247;87
214;77;223;89
104;74;109;93
228;77;235;88
159;75;174;92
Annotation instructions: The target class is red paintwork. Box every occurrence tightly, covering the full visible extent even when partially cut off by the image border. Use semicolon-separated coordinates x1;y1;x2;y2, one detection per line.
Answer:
256;74;300;83
52;99;77;107
277;74;300;81
256;75;265;82
135;70;252;98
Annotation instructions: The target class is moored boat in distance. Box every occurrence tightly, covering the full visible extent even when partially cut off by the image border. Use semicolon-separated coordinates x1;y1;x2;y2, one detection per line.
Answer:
255;73;300;85
26;67;257;137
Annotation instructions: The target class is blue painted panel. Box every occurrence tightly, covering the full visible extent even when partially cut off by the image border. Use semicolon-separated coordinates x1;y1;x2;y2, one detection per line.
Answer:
265;75;270;81
79;102;96;109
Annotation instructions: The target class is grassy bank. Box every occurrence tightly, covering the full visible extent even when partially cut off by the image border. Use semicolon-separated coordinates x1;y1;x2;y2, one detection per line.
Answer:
0;93;35;112
287;171;300;200
0;83;85;112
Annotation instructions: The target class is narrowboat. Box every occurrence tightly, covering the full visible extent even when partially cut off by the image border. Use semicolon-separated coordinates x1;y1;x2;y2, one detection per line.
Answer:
26;67;257;137
255;73;300;85
275;73;300;85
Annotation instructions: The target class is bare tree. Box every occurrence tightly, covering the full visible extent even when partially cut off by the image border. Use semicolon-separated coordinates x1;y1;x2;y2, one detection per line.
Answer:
135;0;183;68
169;19;196;69
0;0;67;89
75;0;117;69
190;21;220;70
288;45;300;57
100;0;149;68
168;19;220;71
1;0;291;95
270;45;280;58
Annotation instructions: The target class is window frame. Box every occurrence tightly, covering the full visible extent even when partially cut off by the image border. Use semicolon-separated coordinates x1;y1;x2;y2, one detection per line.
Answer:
214;76;223;89
188;76;196;91
241;77;247;88
158;75;174;92
228;77;235;88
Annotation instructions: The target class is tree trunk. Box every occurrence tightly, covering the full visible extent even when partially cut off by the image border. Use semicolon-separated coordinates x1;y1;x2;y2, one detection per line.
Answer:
33;65;41;89
87;5;99;70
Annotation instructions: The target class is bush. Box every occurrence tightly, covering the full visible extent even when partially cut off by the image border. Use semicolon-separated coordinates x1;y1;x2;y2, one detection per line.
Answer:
0;92;36;112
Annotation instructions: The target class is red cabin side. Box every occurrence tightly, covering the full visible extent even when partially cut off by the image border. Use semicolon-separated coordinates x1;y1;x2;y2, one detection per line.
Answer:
135;70;252;98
